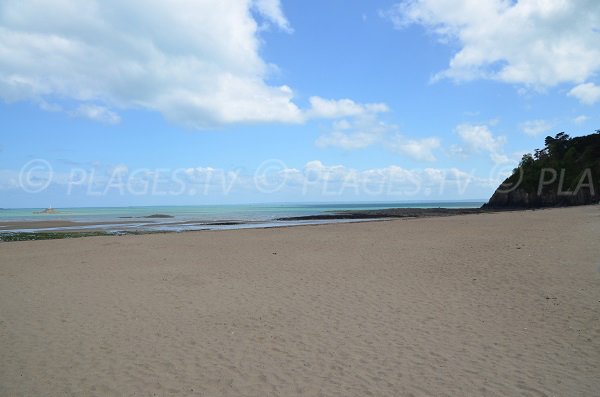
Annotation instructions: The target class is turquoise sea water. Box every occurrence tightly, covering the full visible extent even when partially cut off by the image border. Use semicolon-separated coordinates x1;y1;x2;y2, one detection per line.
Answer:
0;201;485;232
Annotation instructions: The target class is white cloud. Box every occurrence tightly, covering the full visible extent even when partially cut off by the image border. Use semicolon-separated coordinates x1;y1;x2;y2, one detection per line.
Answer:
73;105;121;124
0;0;304;127
0;2;395;127
309;97;441;161
448;144;468;159
489;152;510;165
568;83;600;105
307;97;389;119
388;136;441;162
38;99;62;112
455;123;509;164
315;130;381;150
298;160;481;191
519;119;552;137
310;95;390;152
456;123;505;152
315;114;391;150
314;107;442;162
573;115;589;125
252;0;293;33
383;0;600;87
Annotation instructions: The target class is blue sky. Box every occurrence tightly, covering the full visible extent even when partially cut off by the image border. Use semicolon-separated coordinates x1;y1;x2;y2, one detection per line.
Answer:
1;0;599;207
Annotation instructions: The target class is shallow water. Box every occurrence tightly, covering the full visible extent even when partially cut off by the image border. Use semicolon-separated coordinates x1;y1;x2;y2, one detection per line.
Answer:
0;201;485;232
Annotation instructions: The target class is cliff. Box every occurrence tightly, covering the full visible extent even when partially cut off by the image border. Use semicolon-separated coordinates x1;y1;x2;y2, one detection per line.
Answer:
484;131;600;209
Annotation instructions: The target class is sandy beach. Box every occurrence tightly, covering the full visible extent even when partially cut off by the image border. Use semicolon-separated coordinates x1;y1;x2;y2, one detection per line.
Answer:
1;205;599;396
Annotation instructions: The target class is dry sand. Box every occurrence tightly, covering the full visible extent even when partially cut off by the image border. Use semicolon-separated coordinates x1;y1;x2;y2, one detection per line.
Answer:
1;206;599;396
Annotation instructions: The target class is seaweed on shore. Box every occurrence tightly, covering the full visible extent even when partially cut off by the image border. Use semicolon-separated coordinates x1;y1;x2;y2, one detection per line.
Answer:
0;230;168;242
276;207;486;221
0;231;113;242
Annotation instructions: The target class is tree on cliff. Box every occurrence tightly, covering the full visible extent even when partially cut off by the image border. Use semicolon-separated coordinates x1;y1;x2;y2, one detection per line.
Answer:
485;130;600;208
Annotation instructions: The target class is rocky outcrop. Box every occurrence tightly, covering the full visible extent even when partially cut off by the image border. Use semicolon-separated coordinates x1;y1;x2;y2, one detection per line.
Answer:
484;183;599;209
143;214;174;218
277;208;485;221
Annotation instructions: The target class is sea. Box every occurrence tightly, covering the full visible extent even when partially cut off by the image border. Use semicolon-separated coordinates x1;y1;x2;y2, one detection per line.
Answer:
0;201;485;233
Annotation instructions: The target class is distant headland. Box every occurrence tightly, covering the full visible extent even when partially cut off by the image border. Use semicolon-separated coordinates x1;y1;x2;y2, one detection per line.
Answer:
483;130;600;209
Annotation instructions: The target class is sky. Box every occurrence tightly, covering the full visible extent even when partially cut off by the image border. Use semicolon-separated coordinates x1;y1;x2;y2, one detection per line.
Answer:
1;0;599;207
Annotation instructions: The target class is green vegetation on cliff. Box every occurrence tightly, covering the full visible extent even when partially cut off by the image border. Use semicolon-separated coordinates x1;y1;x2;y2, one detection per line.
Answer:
485;130;600;208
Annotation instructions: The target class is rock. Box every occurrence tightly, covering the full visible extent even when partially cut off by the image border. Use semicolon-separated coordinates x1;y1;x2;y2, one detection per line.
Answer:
143;214;174;218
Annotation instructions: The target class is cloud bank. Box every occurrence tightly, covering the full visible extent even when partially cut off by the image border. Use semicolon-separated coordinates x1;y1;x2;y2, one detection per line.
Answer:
0;0;306;126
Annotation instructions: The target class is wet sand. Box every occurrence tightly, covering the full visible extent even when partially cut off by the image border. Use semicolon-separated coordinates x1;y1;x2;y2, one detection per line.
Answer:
1;205;599;396
0;220;139;230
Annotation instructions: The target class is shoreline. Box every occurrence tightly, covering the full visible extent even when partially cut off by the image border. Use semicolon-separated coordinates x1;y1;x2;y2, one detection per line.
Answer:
0;205;590;241
1;206;494;241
